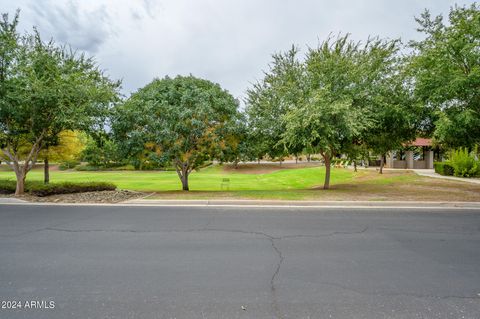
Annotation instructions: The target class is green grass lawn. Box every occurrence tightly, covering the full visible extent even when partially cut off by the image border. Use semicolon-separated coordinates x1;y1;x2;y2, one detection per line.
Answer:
1;164;479;201
0;165;353;192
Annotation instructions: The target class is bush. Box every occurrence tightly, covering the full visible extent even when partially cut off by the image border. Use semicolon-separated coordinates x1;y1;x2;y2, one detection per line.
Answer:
449;148;480;177
76;164;140;171
434;162;455;176
58;160;81;170
30;181;117;197
0;180;116;197
139;162;163;170
75;164;101;171
0;180;16;194
116;164;136;171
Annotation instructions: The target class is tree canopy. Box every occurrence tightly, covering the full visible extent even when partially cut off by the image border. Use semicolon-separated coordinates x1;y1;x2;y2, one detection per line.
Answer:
410;3;480;148
247;35;417;188
113;75;239;190
245;46;305;163
0;11;120;194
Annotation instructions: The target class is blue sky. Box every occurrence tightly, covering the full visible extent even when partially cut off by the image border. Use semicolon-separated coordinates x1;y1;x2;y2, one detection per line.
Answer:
1;0;475;100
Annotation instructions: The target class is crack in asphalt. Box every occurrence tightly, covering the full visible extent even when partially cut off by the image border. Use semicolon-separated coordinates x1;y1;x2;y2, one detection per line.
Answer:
202;215;216;230
2;211;106;238
277;226;369;239
22;225;480;314
43;226;369;239
43;225;371;319
269;237;285;319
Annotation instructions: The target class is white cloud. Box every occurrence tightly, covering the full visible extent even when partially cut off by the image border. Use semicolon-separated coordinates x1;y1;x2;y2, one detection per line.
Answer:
0;0;472;100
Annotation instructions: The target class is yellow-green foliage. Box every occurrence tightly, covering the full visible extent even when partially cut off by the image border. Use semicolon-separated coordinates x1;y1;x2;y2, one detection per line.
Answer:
449;147;480;177
40;131;86;162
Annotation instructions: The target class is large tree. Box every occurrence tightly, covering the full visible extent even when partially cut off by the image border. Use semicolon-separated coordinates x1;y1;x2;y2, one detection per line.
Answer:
218;113;256;168
81;133;122;168
410;3;480;148
245;46;305;163
113;75;239;191
282;35;404;187
363;55;420;174
0;11;119;195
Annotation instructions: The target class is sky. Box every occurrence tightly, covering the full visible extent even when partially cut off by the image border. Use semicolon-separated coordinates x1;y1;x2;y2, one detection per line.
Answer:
0;0;475;101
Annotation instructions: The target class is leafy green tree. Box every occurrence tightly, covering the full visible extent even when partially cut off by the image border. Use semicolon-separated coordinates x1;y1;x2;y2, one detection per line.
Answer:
410;4;480;148
81;133;122;168
0;11;119;195
282;35;404;187
363;58;420;174
113;75;238;190
218;113;256;168
283;90;365;189
245;46;305;163
343;142;369;172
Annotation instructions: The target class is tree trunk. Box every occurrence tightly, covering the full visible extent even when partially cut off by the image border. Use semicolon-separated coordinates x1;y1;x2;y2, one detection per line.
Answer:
44;157;50;184
181;163;190;191
379;155;385;174
353;160;357;172
295;156;298;164
234;157;239;169
3;131;45;196
174;160;191;191
181;172;189;191
324;154;331;190
307;154;311;162
15;171;26;196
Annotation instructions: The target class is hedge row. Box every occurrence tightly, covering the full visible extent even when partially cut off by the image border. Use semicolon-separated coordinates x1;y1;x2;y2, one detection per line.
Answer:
433;162;455;176
0;180;116;197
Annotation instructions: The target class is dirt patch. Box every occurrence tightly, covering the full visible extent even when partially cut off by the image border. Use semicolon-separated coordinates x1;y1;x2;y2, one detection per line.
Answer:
48;165;61;172
146;169;480;202
222;162;321;174
9;190;146;203
322;176;480;202
352;169;416;181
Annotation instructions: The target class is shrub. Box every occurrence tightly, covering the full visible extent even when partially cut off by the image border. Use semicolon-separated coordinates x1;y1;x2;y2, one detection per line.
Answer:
75;164;100;171
116;164;136;171
0;180;116;196
434;162;455;176
449;148;480;177
0;180;16;194
30;181;116;197
58;160;81;170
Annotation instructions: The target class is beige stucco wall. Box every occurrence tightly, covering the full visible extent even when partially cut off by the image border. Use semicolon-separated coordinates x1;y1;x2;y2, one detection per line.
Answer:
413;160;426;169
393;160;407;169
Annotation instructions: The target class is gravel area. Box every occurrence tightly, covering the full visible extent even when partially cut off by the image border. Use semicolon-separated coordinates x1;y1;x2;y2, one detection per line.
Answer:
3;190;146;203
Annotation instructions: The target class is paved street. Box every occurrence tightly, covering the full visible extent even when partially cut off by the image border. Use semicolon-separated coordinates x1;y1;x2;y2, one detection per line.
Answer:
0;204;479;319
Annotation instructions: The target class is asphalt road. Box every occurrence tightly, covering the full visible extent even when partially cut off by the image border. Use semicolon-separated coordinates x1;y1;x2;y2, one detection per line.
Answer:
0;204;479;319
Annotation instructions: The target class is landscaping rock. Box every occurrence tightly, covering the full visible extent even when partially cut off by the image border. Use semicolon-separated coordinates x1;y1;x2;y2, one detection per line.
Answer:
24;190;145;203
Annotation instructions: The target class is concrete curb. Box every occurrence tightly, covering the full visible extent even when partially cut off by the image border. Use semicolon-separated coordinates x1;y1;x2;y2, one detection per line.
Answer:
1;198;480;209
0;198;29;203
124;199;480;209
